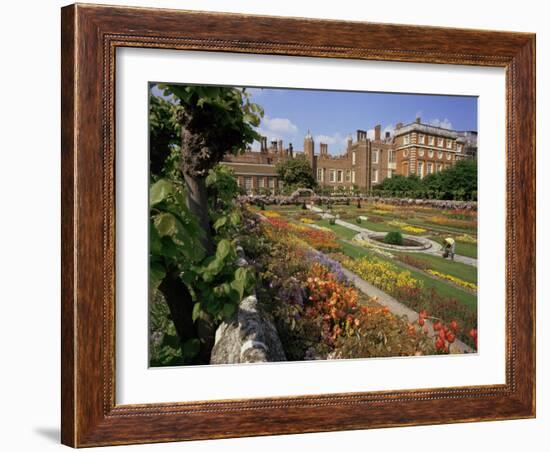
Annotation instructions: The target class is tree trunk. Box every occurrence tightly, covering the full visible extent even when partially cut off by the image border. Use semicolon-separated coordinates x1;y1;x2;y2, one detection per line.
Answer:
158;271;196;350
183;173;214;255
182;172;217;363
158;271;215;365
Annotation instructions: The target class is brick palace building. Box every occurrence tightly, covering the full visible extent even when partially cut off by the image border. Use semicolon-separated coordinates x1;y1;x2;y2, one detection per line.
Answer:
222;117;475;194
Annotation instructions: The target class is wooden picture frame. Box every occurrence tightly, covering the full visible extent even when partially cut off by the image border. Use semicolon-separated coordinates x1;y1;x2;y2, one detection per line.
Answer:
61;3;536;447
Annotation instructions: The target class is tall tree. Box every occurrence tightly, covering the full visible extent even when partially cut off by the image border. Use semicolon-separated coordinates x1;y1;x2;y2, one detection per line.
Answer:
150;85;262;363
148;93;181;177
160;84;263;254
275;154;317;190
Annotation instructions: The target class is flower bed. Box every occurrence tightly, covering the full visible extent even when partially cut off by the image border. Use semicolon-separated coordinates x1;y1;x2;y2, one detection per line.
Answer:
455;233;477;244
427;215;477;229
387;220;427;234
244;213;435;359
427;269;477;291
264;216;339;252
342;256;421;295
338;254;477;350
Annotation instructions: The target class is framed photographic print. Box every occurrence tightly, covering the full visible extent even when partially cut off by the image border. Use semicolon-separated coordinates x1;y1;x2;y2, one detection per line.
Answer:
61;3;536;447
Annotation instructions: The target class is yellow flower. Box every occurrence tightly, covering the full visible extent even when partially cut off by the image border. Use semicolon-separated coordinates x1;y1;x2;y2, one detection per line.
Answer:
427;269;477;291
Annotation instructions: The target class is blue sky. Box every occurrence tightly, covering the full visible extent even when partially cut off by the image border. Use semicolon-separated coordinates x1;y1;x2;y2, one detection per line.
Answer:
246;87;477;154
150;83;477;155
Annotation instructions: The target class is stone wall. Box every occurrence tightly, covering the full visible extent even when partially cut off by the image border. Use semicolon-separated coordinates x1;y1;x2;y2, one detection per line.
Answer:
210;294;286;365
210;247;286;365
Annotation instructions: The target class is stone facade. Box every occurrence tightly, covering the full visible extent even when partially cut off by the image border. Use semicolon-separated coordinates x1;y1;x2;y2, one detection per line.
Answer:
222;117;475;193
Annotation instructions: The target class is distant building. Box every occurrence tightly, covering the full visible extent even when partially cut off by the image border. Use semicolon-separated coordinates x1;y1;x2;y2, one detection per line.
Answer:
394;117;470;180
221;116;476;194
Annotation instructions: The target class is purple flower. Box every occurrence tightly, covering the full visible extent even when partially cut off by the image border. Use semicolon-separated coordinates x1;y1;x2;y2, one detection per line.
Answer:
306;251;349;283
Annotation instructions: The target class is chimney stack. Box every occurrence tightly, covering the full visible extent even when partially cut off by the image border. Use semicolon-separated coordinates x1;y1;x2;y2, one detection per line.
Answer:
416;116;421;124
357;129;367;142
396;122;403;130
385;131;391;140
260;136;267;153
320;143;328;156
374;124;381;141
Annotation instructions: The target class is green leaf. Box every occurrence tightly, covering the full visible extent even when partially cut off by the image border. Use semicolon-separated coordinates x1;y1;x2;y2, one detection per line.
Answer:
230;279;245;300
192;303;201;322
222;303;236;318
149;262;166;291
234;267;247;282
216;239;231;260
229;211;241;226
154;212;178;237
213;216;227;231
149;222;163;255
182;338;201;360
150;179;173;206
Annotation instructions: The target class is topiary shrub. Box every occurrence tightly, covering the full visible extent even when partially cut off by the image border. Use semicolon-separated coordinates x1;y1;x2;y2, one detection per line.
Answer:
329;217;336;225
355;217;362;224
384;231;403;245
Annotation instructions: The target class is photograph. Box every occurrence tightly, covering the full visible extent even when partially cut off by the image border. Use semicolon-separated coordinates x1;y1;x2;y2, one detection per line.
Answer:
148;83;479;367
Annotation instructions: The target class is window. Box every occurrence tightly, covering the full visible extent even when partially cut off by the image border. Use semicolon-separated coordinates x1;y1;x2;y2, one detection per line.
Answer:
345;170;351;182
427;162;433;175
437;137;444;147
245;176;253;193
373;169;378;183
403;149;409;157
418;134;425;144
438;150;443;159
352;151;356;165
268;177;275;188
447;139;453;149
419;149;424;157
387;169;393;178
429;136;435;145
402;162;409;176
446;152;452;160
258;177;265;188
388;150;396;163
278;180;284;189
317;168;323;182
457;144;463;152
329;170;336;183
403;134;410;145
372;149;379;164
436;163;443;172
337;170;343;183
351;170;356;183
428;149;434;158
417;161;424;178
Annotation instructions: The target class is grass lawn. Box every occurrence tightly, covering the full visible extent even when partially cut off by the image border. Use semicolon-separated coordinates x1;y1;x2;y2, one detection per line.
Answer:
407;217;478;236
396;252;478;284
316;219;359;240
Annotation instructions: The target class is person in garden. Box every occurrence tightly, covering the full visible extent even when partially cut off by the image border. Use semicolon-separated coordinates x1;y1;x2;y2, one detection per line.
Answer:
443;237;456;260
